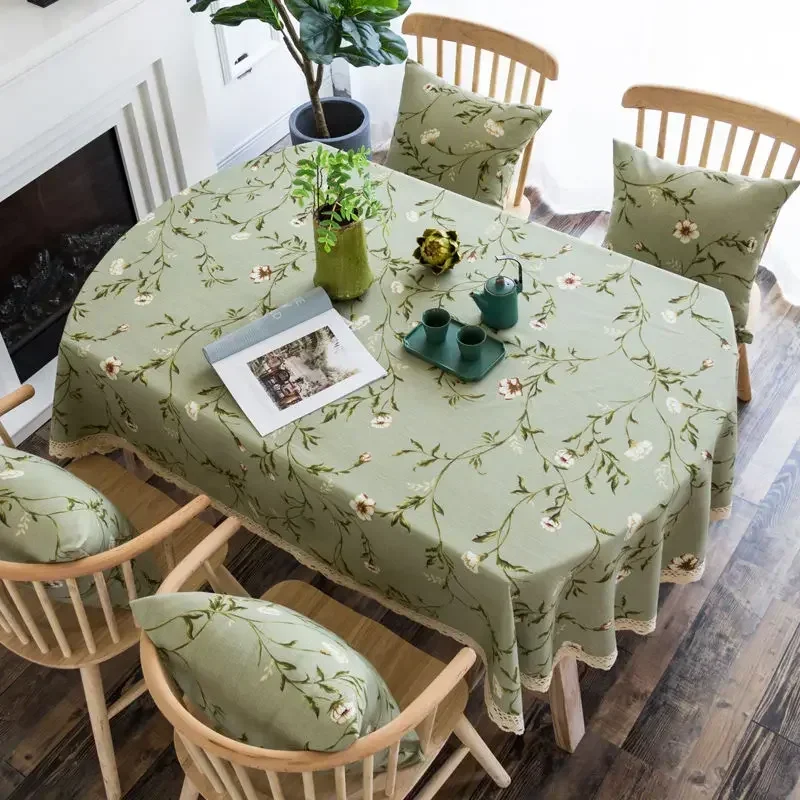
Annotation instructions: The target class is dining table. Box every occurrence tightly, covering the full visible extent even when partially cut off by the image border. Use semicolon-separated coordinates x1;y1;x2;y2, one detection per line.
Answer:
50;144;738;750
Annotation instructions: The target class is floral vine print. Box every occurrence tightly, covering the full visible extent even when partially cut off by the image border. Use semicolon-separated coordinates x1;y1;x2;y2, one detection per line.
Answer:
133;592;421;764
386;60;550;208
52;143;737;734
605;139;799;344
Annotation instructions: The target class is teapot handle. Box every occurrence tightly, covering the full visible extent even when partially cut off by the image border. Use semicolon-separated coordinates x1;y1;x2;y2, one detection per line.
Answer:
495;255;523;290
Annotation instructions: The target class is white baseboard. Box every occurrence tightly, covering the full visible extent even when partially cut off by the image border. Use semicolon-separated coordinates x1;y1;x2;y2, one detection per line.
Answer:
218;77;333;169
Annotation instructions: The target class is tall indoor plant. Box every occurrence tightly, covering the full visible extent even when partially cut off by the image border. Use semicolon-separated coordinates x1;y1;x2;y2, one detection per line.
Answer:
188;0;410;146
292;146;380;299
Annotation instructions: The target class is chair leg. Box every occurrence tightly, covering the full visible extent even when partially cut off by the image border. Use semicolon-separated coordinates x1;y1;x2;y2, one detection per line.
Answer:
453;716;510;788
80;664;121;800
737;343;752;402
549;656;585;753
179;776;201;800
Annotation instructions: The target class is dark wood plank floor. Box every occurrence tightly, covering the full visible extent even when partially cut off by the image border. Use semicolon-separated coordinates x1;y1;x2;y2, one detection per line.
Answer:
4;196;800;800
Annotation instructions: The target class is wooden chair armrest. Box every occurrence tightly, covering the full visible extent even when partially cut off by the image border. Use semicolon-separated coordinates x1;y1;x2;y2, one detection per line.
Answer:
0;384;35;418
158;516;242;594
0;494;214;582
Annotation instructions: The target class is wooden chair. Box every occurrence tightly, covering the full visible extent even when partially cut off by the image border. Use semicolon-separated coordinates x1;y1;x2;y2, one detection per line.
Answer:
141;522;512;800
621;85;800;403
0;384;242;800
402;13;558;218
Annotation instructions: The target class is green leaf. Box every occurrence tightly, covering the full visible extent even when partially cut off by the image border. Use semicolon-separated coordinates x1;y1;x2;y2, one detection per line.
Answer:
284;0;328;16
208;0;282;28
355;0;408;23
341;18;379;50
299;8;341;62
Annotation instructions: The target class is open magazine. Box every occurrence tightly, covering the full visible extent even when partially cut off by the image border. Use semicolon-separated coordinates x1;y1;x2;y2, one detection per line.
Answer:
203;288;386;436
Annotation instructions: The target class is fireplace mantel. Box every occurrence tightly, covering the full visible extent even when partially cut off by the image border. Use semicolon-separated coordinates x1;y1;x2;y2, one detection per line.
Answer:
0;0;215;442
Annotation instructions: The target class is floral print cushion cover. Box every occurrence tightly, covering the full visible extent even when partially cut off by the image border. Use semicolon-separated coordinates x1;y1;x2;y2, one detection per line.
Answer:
385;59;551;207
0;445;158;606
605;139;799;344
132;592;422;765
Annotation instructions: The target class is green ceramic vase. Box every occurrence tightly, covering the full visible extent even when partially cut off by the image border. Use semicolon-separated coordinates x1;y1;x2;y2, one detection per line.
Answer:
313;217;373;300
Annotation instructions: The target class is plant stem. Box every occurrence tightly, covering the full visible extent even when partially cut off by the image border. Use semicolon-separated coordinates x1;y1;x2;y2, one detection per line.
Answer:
273;0;331;138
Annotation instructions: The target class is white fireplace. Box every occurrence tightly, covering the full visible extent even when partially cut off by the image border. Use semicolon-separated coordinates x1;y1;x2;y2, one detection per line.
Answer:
0;0;215;443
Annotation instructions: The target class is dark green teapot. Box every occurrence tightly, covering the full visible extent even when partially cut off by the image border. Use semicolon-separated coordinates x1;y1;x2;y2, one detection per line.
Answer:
469;256;523;329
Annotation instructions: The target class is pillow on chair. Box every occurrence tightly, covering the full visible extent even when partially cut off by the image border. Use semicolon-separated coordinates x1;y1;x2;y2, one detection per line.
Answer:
0;445;158;605
605;139;799;343
385;59;551;207
133;592;422;766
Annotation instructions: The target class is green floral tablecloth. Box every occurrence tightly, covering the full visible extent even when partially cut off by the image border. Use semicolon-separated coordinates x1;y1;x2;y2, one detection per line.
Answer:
51;145;737;734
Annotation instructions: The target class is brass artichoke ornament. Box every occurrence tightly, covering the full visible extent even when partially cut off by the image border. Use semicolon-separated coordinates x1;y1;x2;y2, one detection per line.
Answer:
413;228;461;275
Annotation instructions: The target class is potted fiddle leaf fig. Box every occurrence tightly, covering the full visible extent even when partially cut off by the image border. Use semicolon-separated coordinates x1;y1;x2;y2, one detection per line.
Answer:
291;146;380;299
188;0;411;151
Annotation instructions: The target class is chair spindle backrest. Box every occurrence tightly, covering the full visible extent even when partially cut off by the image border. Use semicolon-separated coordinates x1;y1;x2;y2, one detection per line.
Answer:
402;13;558;208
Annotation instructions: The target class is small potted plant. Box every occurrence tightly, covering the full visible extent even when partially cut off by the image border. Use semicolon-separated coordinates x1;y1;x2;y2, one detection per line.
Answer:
292;146;380;299
188;0;411;150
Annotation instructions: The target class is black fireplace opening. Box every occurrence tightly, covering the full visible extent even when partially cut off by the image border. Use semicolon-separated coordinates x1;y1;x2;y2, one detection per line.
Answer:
0;131;136;382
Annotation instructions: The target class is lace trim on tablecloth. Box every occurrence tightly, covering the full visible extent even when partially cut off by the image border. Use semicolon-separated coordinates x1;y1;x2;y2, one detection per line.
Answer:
710;505;732;521
50;433;714;734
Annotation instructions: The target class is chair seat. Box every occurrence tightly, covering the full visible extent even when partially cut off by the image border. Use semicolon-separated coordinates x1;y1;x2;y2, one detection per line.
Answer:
176;580;469;800
0;454;226;668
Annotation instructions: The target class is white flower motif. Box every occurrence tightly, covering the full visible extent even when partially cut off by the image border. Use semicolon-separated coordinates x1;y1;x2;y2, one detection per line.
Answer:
721;339;731;351
616;566;632;583
188;217;198;225
259;661;275;683
745;236;758;254
320;641;349;664
673;219;700;244
358;452;372;464
626;512;643;540
390;280;405;294
330;700;357;725
498;377;523;399
559;244;573;253
633;241;644;251
701;449;712;461
256;605;281;616
350;493;376;521
420;128;441;145
604;326;624;337
320;477;334;494
0;468;24;481
465;250;478;263
185;401;200;421
154;346;175;358
702;358;715;369
231;231;251;241
134;293;154;306
179;187;192;196
557;272;583;290
290;216;305;228
655;463;670;489
249;265;272;282
425;572;445;585
668;553;700;574
554;449;575;468
493;675;503;699
422;82;437;94
624;440;653;461
647;187;660;206
661;309;677;324
349;315;371;331
115;323;130;334
461;551;481;573
665;397;683;414
370;413;392;429
484;118;505;138
540;516;561;532
109;258;127;275
405;210;419;223
146;228;158;244
100;356;122;380
530;318;547;330
15;511;30;537
138;212;155;225
508;435;524;455
364;560;381;574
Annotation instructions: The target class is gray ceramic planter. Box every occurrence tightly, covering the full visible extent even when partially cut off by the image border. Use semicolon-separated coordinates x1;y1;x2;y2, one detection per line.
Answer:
288;97;371;152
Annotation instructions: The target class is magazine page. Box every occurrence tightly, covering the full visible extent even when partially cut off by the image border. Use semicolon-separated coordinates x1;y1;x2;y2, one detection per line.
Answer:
212;305;386;436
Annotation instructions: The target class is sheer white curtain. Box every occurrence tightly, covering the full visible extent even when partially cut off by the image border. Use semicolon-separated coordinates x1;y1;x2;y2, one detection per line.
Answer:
353;0;800;302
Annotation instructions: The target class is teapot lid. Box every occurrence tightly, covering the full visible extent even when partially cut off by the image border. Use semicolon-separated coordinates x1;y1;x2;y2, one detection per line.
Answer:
486;275;517;296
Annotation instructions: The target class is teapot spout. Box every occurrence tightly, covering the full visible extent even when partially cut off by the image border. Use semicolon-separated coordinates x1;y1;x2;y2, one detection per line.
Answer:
469;290;489;313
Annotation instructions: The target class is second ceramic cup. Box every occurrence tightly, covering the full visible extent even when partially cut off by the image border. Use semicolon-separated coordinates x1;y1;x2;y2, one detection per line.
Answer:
457;325;486;361
422;308;451;344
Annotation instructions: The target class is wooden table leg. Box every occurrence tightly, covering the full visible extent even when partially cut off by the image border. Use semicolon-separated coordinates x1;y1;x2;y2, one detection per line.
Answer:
549;657;585;752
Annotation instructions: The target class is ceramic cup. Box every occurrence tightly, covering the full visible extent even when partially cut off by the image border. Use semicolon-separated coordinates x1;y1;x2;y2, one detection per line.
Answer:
422;308;451;345
457;325;486;361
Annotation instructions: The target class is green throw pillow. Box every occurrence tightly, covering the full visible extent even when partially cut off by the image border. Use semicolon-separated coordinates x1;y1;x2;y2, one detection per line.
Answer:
386;59;551;207
605;139;799;343
133;592;422;766
0;445;158;606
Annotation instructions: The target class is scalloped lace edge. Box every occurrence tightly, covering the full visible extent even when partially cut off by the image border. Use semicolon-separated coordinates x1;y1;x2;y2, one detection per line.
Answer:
50;434;710;734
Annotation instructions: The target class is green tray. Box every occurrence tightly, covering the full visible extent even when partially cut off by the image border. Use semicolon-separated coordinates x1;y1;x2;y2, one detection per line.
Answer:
403;319;505;382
